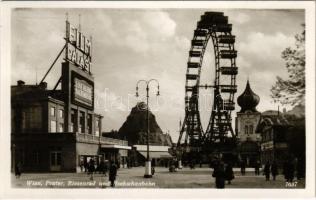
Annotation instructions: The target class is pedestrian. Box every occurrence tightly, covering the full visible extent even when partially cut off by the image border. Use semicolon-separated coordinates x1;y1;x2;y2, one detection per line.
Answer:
104;160;109;176
271;161;278;181
283;159;295;182
88;158;95;180
109;161;118;187
264;161;271;181
296;157;305;180
84;161;88;173
240;160;246;175
151;159;156;175
15;162;22;179
79;160;84;172
190;159;195;169
225;162;234;185
212;160;226;188
99;159;106;174
254;160;260;175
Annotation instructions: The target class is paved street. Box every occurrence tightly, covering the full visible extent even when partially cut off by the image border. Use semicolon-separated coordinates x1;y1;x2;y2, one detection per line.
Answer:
12;167;305;189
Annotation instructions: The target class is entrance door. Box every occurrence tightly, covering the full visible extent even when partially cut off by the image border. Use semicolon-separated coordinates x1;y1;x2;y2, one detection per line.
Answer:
50;151;61;171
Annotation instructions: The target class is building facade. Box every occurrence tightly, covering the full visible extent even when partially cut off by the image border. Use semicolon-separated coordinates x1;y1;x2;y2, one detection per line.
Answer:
11;20;130;172
235;80;261;167
256;111;291;167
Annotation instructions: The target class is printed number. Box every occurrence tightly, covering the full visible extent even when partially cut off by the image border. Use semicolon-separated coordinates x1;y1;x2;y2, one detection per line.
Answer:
285;182;298;187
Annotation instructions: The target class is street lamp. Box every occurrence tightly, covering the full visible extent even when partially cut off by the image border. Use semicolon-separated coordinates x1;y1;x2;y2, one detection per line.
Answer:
136;79;160;178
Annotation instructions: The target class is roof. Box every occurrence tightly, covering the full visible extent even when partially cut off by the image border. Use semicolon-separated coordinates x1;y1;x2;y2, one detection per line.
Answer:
237;80;260;113
256;114;290;132
138;151;172;159
12;84;64;104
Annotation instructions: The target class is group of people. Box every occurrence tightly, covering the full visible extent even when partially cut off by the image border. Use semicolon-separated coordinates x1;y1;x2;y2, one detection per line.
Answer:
212;158;301;188
84;158;118;187
263;161;279;181
263;159;296;182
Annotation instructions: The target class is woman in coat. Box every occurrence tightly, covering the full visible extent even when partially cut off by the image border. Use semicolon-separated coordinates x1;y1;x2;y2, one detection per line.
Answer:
212;161;226;188
109;162;118;187
225;163;234;184
271;161;278;181
264;161;271;181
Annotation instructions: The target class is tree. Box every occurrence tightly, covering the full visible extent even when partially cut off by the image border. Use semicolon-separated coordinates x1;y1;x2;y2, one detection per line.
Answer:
271;25;305;106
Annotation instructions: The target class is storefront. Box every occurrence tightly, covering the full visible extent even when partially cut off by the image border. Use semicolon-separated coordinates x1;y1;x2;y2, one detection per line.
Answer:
132;145;173;167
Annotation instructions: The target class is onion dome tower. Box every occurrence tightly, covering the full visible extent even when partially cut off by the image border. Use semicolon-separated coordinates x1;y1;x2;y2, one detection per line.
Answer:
237;80;260;113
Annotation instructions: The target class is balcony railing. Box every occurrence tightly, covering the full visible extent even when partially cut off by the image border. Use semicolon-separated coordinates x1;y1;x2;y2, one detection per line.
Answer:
12;132;128;146
76;132;128;146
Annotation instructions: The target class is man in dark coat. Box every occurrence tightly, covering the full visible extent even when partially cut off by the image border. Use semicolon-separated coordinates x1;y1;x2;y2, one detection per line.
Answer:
240;160;246;175
225;163;234;184
88;158;95;180
99;159;106;175
212;160;226;188
264;161;271;181
271;161;278;181
254;160;260;175
284;159;295;182
109;162;118;187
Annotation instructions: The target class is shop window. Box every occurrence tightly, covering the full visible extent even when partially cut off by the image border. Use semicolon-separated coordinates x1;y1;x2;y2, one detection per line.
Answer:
79;111;85;133
51;107;55;117
21;107;42;132
50;120;57;132
95;118;100;136
59;109;64;118
71;109;77;133
50;151;61;166
249;125;253;134
22;111;26;131
58;123;64;132
18;148;25;165
267;131;271;141
33;151;40;165
87;114;92;134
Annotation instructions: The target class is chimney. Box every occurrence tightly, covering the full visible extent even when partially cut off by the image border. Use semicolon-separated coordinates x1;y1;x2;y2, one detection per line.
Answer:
17;80;25;86
39;82;47;90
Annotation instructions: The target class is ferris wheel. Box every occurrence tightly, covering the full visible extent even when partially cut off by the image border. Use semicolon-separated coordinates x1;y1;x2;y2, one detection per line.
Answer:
177;12;238;152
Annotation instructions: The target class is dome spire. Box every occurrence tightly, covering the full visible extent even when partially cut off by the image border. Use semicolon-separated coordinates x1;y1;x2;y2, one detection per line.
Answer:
237;80;260;113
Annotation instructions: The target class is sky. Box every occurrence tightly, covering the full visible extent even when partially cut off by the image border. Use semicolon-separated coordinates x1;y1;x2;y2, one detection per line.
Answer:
11;8;305;142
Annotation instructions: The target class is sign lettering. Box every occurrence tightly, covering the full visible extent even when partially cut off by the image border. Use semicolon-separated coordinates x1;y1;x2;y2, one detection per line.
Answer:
65;21;92;73
74;78;93;106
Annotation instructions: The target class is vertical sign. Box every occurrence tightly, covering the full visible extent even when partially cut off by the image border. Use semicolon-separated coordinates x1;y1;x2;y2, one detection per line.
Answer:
65;21;92;73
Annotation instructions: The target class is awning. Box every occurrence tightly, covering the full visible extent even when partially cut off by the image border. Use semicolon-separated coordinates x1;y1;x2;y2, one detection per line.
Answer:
138;151;173;159
101;144;131;150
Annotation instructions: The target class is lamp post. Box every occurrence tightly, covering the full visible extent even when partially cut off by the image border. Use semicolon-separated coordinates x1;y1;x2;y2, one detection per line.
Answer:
136;79;160;178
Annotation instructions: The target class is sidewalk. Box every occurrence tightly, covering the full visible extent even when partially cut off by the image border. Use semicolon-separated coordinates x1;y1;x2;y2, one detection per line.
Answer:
11;167;305;188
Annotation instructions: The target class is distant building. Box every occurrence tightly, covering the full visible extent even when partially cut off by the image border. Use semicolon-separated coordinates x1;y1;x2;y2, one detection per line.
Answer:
256;111;290;167
256;109;305;176
235;80;261;167
131;145;173;167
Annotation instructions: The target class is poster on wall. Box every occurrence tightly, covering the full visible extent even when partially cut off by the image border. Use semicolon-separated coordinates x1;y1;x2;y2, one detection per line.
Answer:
71;72;94;109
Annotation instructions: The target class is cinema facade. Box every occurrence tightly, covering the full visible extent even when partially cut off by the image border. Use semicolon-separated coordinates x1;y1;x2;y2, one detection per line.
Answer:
11;21;130;172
